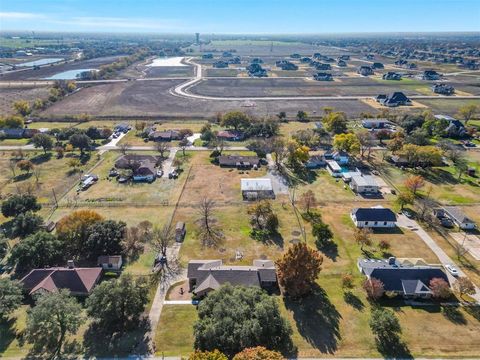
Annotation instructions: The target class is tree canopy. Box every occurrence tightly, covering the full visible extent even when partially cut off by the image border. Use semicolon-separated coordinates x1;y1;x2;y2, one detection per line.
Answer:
0;278;23;319
84;220;126;260
1;194;41;218
194;284;292;357
233;346;284;360
32;133;54;154
221;111;251;131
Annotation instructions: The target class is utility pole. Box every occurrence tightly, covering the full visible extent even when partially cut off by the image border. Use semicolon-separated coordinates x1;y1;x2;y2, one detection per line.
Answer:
52;188;58;208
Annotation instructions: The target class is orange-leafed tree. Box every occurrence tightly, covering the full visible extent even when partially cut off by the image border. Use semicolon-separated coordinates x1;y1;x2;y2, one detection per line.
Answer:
404;175;425;196
276;242;323;298
188;349;228;360
429;277;452;299
362;277;384;300
233;346;284;360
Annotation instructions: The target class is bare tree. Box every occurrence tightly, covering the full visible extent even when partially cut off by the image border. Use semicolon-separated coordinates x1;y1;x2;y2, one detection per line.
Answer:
289;186;307;242
270;138;287;171
197;197;224;248
8;159;17;178
151;225;182;289
356;130;374;159
33;166;42;187
155;142;170;159
454;232;469;259
119;142;131;155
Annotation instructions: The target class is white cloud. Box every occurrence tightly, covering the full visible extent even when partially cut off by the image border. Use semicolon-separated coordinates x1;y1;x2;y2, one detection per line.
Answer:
0;12;45;19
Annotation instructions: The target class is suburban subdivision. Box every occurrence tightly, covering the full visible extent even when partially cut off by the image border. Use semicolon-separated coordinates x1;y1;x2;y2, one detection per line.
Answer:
1;3;480;359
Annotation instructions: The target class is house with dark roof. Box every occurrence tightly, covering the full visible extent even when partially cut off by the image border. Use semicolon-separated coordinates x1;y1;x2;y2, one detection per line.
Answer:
377;91;412;107
337;59;347;67
351;207;397;228
21;265;102;297
306;155;327;169
314;72;333;81
0;128;26;139
202;53;213;59
187;259;277;297
443;206;476;230
358;65;374;76
115;154;160;182
218;154;260;169
361;118;392;129
149;130;181;142
276;60;298;70
382;72;402;80
372;62;384;69
315;63;331;71
434;114;466;137
216;130;245;141
422;70;441;80
432;83;455;95
213;60;228;68
358;257;450;299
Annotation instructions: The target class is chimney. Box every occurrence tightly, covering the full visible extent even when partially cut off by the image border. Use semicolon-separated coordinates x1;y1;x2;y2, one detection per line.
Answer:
388;257;396;265
67;260;75;269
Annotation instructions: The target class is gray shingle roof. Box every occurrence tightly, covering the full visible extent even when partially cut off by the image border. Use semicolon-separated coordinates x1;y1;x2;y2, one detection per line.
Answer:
352;208;396;222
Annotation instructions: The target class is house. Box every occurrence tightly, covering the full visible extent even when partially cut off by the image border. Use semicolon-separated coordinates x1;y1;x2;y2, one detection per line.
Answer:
358;65;374;76
377;91;412;107
187;259;277;297
326;160;342;177
339;55;350;60
247;63;267;77
115;154;159;182
332;150;349;165
241;178;275;200
97;255;123;271
114;123;131;133
382;72;402;80
358;257;450;299
315;63;331;71
175;222;186;242
202;53;213;59
228;57;241;65
149;130;181;142
432;83;455;95
350;207;397;228
337;59;347;67
306;155;326;169
216;130;245;141
0;128;26;139
21;263;102;297
434;115;466;137
361;118;392;129
314;72;333;81
218;154;260;169
276;60;298;70
372;62;384;69
133;161;156;182
213;60;228;68
422;70;441;80
350;174;380;194
443;206;476;230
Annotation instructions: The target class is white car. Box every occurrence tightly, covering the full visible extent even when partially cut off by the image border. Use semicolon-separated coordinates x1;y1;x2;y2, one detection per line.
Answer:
156;169;163;178
445;264;459;277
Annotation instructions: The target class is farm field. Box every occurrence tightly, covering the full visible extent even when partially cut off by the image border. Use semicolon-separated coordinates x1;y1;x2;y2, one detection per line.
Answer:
0;85;50;115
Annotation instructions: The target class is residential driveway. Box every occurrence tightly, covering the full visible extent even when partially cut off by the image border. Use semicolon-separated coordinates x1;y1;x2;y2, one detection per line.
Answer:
98;132;126;153
186;132;201;145
397;214;480;302
161;148;178;178
265;154;289;195
450;232;480;261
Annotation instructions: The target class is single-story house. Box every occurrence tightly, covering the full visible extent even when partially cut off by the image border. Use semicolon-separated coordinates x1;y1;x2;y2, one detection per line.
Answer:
314;72;333;81
133;162;156;182
187;259;277;297
218;155;260;169
422;70;441;80
351;207;397;228
315;63;331;70
241;178;275;200
115;154;161;169
372;62;384;69
382;72;402;80
432;83;455;95
337;59;347;67
358;257;450;299
350;174;380;194
361;118;392;129
114;123;131;133
97;255;123;271
213;60;229;68
377;92;412;107
0;128;38;139
149;130;181;142
306;155;327;169
21;264;102;297
216;130;245;141
443;206;476;230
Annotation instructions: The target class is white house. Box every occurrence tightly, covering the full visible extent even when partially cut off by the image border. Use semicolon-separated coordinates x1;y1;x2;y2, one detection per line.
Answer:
443;206;476;230
97;255;123;271
351;207;397;228
350;175;380;194
241;178;275;200
326;160;342;177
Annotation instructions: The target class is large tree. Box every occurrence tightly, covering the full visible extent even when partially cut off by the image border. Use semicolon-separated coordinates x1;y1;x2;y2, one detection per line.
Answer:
404;175;425;196
189;350;228;360
247;200;279;238
11;212;44;238
9;231;64;270
197;198;224;248
456;103;478;125
362;277;384;300
26;290;84;358
276;242;323;297
0;278;23;319
1;194;41;218
32;133;54;154
455;277;475;299
221;111;251;131
86;274;148;334
69;133;92;154
194;284;292;357
84;220;126;260
323;111;347;134
56;210;103;256
369;308;401;342
333;133;360;155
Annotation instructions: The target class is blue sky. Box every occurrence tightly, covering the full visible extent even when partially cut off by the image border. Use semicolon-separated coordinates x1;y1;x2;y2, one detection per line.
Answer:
1;0;479;34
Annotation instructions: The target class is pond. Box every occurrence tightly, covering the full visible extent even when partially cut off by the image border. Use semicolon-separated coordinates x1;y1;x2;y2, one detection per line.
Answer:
45;68;97;80
18;58;64;67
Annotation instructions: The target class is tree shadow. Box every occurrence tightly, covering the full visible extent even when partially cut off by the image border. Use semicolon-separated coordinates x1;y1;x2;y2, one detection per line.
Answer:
13;173;32;182
316;240;338;261
442;306;467;325
464;305;480;322
343;291;365;311
284;284;341;354
30;152;52;165
375;334;412;359
83;317;151;357
0;318;17;354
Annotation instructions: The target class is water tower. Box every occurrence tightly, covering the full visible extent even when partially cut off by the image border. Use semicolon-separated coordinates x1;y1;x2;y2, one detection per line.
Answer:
195;33;200;45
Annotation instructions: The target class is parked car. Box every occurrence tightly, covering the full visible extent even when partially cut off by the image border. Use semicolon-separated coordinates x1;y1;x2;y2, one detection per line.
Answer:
168;170;178;179
156;169;163;178
445;264;459;277
118;176;129;183
440;217;454;228
402;209;414;218
109;168;119;177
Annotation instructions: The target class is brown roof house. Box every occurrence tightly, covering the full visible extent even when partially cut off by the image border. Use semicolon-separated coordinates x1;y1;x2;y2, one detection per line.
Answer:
218;154;260;169
21;262;102;297
187;259;277;297
115;154;160;182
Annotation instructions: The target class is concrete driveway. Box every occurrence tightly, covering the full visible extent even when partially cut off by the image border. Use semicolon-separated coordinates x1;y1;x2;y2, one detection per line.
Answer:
397;214;480;302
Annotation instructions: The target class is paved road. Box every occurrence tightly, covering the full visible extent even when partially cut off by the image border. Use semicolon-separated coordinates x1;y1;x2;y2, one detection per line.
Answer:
397;214;480;302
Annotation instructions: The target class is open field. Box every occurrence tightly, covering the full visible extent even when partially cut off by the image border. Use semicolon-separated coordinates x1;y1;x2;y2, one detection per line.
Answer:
0;85;50;115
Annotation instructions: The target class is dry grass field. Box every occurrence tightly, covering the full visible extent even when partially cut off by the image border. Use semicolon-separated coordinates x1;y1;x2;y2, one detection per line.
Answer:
0;85;50;115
